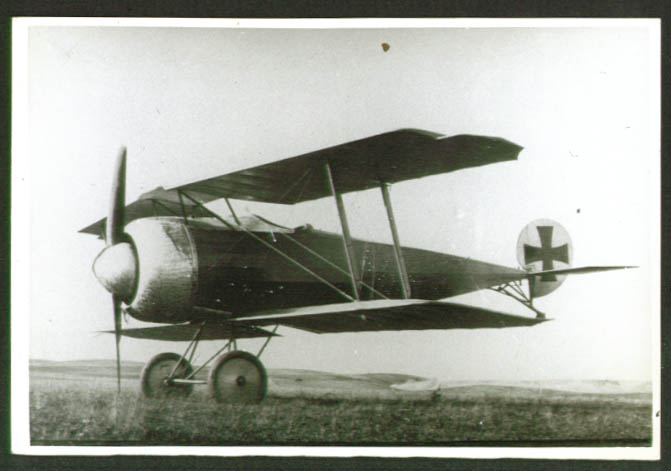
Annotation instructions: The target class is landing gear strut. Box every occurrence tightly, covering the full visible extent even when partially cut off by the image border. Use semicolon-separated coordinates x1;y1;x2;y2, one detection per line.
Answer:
139;322;272;404
490;279;546;319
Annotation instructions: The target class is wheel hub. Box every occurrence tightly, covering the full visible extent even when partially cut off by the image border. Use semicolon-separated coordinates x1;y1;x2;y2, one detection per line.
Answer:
236;375;246;386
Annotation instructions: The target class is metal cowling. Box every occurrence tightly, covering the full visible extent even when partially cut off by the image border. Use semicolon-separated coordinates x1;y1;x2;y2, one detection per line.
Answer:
124;217;198;322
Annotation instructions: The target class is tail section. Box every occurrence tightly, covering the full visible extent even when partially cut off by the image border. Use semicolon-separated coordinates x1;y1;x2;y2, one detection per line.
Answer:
516;219;573;298
516;219;636;299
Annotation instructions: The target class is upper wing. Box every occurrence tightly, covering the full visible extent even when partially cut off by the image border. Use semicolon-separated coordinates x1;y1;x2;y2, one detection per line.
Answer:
171;129;523;205
233;299;547;334
79;187;214;237
79;129;521;233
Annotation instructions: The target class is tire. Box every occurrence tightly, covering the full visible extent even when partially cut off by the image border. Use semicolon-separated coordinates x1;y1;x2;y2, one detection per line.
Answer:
208;351;267;404
140;352;194;398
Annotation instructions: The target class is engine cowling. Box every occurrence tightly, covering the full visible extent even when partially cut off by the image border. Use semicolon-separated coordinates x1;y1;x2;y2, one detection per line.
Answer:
124;218;198;322
93;217;199;322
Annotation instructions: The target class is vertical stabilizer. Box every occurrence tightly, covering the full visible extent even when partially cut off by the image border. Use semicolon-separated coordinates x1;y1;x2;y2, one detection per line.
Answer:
516;219;572;298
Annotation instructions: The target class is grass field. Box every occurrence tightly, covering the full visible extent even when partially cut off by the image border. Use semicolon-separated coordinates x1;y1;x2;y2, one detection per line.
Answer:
29;359;652;446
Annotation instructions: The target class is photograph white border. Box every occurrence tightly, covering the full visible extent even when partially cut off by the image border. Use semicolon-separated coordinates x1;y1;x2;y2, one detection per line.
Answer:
11;16;661;460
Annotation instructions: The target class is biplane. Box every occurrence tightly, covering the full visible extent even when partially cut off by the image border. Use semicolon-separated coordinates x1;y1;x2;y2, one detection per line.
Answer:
80;129;632;403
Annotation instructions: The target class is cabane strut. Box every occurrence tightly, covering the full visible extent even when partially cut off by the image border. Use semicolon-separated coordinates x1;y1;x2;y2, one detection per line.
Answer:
179;190;355;302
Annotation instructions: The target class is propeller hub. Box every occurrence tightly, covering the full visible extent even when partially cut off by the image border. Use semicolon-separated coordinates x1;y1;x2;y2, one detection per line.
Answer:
93;242;138;302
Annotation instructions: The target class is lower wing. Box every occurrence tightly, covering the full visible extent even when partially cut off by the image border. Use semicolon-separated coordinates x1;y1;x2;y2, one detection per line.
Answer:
232;299;549;334
103;267;631;340
103;322;278;341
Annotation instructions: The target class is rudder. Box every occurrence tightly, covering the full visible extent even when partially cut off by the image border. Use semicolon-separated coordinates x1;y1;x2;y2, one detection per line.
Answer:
516;218;573;298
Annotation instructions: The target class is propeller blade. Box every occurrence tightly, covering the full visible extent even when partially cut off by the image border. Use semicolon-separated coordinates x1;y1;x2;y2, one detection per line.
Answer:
106;147;127;246
106;147;127;393
113;295;122;393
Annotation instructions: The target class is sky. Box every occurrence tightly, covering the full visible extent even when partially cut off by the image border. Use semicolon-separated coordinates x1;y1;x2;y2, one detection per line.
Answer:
14;19;659;383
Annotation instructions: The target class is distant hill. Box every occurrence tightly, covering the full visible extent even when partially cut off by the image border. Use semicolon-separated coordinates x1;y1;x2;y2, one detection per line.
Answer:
440;379;652;396
29;358;652;398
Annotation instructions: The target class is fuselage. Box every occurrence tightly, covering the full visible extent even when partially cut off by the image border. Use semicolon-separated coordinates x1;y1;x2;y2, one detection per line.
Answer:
119;216;522;323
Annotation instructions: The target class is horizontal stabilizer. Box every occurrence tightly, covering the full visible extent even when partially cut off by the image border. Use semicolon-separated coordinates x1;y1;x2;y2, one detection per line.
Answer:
233;299;548;334
101;322;279;341
526;266;637;278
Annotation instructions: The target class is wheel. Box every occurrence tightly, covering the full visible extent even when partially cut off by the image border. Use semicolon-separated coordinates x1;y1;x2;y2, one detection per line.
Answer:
208;351;267;404
140;352;194;398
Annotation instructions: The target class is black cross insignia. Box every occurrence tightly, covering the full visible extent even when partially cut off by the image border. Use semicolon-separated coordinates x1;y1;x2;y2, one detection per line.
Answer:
524;226;569;282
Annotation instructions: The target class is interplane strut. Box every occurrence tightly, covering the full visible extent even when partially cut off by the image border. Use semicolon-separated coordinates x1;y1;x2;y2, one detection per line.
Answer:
325;162;361;300
380;182;411;299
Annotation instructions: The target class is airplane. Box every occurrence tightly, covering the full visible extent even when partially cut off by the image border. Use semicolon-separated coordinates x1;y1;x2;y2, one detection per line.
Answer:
79;128;633;403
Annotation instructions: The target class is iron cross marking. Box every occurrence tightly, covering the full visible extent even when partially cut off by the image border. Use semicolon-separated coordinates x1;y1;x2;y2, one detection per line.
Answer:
524;226;569;282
